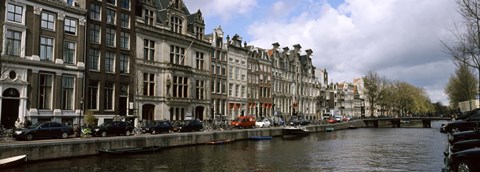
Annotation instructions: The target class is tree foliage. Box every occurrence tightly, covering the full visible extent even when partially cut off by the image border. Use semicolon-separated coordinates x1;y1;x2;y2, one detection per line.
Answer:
445;62;478;108
362;70;387;117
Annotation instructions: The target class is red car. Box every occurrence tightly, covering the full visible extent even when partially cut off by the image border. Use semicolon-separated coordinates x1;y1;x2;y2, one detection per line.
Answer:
327;118;337;124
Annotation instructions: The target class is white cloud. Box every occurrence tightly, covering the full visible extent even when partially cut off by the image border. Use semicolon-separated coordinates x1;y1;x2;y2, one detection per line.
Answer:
184;0;257;21
247;0;460;105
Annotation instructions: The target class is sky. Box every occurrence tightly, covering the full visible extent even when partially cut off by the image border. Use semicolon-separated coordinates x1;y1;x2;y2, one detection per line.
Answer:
184;0;462;105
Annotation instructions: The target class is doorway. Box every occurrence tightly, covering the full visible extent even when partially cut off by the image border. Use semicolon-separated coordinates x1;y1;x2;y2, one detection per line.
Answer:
1;88;20;129
195;106;204;120
142;104;155;121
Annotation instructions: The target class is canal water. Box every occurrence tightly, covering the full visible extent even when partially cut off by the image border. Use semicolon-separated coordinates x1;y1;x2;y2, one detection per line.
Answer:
5;121;448;172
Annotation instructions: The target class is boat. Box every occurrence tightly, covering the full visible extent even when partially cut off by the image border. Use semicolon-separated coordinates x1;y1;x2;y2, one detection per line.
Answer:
249;136;273;140
282;126;310;138
348;125;357;129
0;155;27;169
326;127;335;132
206;139;234;145
97;146;162;155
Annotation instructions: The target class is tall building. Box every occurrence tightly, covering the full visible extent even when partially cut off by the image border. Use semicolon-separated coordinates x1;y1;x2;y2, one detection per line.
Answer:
134;0;211;121
226;34;248;119
84;0;136;124
206;26;228;120
247;46;272;118
0;0;87;128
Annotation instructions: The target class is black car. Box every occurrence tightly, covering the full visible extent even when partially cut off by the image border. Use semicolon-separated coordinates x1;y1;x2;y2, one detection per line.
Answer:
91;121;133;137
448;147;480;172
177;120;203;132
13;121;74;141
442;113;480;133
143;120;174;134
450;139;480;154
449;129;480;144
287;116;310;126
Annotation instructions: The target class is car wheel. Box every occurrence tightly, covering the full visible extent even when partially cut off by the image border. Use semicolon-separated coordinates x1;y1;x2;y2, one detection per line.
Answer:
125;130;131;136
26;134;33;141
151;130;157;135
61;132;69;139
458;161;471;172
238;126;243;129
101;131;107;137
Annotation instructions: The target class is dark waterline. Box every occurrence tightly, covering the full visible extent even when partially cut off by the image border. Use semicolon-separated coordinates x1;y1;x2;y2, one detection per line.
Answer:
5;121;448;172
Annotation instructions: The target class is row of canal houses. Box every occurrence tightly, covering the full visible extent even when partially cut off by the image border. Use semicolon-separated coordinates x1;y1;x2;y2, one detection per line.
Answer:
0;0;370;128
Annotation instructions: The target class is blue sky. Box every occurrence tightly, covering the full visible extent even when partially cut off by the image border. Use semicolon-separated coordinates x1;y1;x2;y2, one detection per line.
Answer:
184;0;462;105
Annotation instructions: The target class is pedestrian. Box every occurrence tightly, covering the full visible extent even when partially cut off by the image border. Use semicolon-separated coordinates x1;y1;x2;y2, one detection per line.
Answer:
24;117;32;127
15;118;22;128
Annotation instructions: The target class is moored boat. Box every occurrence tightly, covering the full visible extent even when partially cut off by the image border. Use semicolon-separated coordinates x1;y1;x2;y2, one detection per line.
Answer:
326;127;335;132
282;126;310;138
0;155;27;169
206;139;234;145
97;146;162;155
249;136;273;140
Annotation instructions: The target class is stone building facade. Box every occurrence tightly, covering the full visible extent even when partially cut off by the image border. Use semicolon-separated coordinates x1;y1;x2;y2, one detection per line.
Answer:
134;0;211;121
226;34;248;119
206;26;228;120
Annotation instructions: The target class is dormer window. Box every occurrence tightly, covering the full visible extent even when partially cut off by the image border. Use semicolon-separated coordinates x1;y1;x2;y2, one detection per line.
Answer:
170;16;182;34
195;26;203;40
144;9;154;26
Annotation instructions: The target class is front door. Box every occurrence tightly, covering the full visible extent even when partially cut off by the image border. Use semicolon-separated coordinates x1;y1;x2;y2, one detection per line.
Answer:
142;104;154;121
1;88;20;129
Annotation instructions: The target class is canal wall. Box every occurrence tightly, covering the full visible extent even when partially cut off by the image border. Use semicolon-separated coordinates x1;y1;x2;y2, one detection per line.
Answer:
0;120;365;161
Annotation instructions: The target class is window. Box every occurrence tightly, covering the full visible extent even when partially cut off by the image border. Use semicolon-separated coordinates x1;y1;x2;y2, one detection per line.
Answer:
195;52;204;70
120;84;128;96
170;45;185;65
216;65;221;76
88;80;98;109
172;76;188;98
104;82;114;110
196;80;205;99
120;32;129;49
106;8;116;25
105;52;115;72
88;49;99;70
106;0;116;5
90;4;101;20
62;76;74;110
39;74;53;110
229;67;233;79
222;82;226;94
222;65;226;75
120;0;130;9
7;3;23;23
217;80;221;93
64;18;77;34
119;54;129;74
211;64;215;74
143;39;155;61
170;16;183;33
143;73;154;96
241;74;246;81
89;24;100;43
40;37;54;61
144;9;154;25
106;28;115;47
235;67;239;80
195;26;203;39
63;41;76;64
41;12;55;30
229;83;233;96
5;30;21;56
241;86;245;98
211;80;215;93
235;85;239;97
120;13;129;28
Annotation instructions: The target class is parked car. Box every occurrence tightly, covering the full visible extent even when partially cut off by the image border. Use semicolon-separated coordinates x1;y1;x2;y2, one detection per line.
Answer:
448;147;480;172
327;118;337;124
334;115;343;122
449;129;480;144
231;116;256;129
91;121;133;137
442;113;480;133
13;121;74;141
177;119;203;132
450;139;480;154
255;117;271;128
287;116;310;126
146;120;174;134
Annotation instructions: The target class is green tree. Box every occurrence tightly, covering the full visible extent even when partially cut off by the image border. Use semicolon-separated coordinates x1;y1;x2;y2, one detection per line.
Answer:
445;62;478;108
363;71;387;117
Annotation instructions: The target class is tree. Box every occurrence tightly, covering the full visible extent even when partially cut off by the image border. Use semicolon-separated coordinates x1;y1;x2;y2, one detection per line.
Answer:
442;0;480;101
445;62;478;108
363;70;387;117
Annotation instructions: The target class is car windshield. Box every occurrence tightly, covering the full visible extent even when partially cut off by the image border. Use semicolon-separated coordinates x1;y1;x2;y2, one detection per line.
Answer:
99;122;113;127
233;118;243;122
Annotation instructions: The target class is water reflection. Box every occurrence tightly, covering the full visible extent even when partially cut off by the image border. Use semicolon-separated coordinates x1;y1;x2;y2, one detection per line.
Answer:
5;121;448;172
